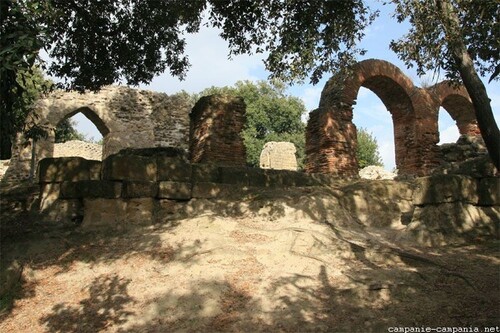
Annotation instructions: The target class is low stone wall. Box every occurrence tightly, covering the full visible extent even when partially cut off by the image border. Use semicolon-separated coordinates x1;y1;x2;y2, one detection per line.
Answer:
37;148;499;246
53;140;103;160
37;147;339;225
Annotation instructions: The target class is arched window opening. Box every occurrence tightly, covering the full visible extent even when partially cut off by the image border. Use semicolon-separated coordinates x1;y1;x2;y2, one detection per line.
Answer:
438;107;459;144
54;108;109;161
352;87;396;172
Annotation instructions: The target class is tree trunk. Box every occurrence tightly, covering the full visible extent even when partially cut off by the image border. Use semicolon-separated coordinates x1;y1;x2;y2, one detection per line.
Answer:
436;0;500;170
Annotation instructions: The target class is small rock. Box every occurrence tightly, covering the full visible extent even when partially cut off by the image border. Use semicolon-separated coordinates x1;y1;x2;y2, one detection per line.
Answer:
359;166;396;180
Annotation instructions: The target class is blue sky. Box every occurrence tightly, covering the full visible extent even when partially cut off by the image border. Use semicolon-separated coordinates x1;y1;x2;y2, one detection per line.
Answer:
73;1;499;170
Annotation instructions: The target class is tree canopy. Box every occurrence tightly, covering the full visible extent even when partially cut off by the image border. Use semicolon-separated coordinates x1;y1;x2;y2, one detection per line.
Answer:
54;118;86;143
196;81;307;168
356;128;383;169
0;65;51;159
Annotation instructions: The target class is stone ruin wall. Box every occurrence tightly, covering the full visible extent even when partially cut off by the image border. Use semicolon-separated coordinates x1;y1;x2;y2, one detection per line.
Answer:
4;86;193;182
3;58;497;244
36;149;499;246
259;141;298;171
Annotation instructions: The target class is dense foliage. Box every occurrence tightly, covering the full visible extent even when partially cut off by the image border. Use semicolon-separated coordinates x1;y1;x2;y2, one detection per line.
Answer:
356;128;383;169
54;118;86;143
196;81;307;168
1;0;374;159
0;65;51;159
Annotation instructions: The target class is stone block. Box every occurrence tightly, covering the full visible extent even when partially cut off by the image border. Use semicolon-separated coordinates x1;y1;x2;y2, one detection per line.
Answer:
191;163;220;183
40;183;61;211
262;170;285;187
406;203;499;246
155;199;189;223
89;161;102;180
38;157;98;183
82;198;154;227
259;141;298;171
219;167;253;185
122;181;158;198
102;154;157;181
40;199;83;224
478;177;500;206
281;171;319;187
158;181;192;200
60;181;122;199
192;182;235;199
157;156;192;181
413;175;478;205
125;198;155;225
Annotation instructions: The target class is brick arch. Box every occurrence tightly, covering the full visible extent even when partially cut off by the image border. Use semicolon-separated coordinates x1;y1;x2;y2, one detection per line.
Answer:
307;59;423;176
429;81;479;136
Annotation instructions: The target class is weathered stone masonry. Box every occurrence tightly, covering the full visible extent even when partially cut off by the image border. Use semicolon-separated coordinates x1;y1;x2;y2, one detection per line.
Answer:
37;149;499;246
4;86;192;182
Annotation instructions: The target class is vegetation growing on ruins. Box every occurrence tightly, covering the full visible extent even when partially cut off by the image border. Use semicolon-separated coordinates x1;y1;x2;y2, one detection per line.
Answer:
390;0;499;169
1;0;498;168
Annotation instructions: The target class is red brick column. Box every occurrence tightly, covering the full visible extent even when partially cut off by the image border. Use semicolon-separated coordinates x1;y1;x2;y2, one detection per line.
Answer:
189;94;247;166
305;107;358;176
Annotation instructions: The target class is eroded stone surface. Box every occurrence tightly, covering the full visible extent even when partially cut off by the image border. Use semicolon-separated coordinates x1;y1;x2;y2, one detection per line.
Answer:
54;140;102;161
31;148;499;248
359;166;396;180
5;86;192;182
259;142;297;171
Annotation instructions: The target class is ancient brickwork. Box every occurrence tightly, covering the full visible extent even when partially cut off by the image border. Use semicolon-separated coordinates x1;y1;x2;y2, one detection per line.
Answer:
5;60;482;183
305;59;479;177
429;81;480;136
259;141;298;171
190;95;247;167
4;86;192;182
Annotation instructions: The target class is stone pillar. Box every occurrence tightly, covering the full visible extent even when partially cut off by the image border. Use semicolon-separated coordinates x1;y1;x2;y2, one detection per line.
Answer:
189;94;247;166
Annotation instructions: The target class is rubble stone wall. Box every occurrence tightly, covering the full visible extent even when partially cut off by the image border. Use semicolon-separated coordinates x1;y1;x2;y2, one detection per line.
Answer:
54;140;103;161
4;86;192;182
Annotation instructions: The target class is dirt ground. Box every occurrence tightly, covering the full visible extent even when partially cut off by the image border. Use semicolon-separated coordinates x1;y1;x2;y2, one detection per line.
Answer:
1;185;499;332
